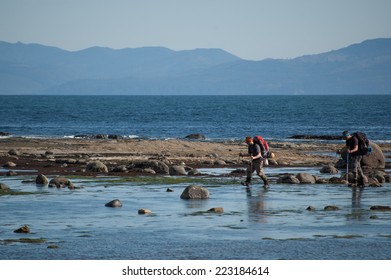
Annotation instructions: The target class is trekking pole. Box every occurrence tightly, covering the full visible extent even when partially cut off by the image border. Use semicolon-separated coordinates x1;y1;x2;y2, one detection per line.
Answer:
346;152;349;184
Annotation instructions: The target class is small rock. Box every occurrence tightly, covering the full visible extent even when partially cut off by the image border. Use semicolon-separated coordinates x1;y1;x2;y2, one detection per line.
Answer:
48;177;74;188
169;165;187;175
105;199;122;208
3;161;16;168
138;208;152;214
166;188;174;192
207;207;224;213
370;205;391;211
324;205;340;211
320;165;339;174
306;206;316;211
277;175;300;184
111;165;128;173
214;160;226;166
86;161;108;173
0;183;10;190
36;174;49;185
14;225;30;234
8;149;20;156
185;134;206;140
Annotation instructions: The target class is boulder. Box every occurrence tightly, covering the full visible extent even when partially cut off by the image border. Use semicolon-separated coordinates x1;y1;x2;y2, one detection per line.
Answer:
277;175;300;184
86;161;108;173
35;174;49;185
180;185;209;199
128;160;169;174
105;199;122;208
49;177;74;188
296;173;316;184
169;165;187;176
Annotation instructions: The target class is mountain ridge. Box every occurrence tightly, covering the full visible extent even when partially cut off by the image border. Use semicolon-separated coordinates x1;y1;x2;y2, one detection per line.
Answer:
0;38;390;95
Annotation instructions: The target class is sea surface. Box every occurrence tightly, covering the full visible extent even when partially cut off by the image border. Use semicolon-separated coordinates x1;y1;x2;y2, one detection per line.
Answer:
1;168;391;260
1;95;391;142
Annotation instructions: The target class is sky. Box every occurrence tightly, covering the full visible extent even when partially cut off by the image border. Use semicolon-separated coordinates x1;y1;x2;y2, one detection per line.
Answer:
0;0;390;61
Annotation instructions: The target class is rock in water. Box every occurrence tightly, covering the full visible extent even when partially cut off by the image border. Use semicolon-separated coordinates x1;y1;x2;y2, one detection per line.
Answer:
185;134;206;140
14;225;30;233
138;208;152;214
105;199;122;208
180;185;209;199
49;177;74;188
36;174;49;185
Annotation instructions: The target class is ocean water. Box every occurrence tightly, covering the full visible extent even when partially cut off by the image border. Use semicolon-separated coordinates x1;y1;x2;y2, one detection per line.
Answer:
1;95;391;142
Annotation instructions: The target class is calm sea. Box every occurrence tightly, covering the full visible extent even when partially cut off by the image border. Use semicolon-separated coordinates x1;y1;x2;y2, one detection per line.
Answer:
1;95;390;142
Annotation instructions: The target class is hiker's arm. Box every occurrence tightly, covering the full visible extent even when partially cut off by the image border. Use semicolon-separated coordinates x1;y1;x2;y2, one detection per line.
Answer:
251;154;263;160
348;145;359;153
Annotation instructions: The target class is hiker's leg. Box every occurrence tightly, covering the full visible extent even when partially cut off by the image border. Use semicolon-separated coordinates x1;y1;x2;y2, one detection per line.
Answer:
352;155;360;184
256;160;269;188
245;162;254;184
356;155;365;186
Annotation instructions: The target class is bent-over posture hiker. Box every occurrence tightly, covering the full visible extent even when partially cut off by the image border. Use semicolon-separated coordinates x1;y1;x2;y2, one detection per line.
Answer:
240;136;269;189
342;130;365;187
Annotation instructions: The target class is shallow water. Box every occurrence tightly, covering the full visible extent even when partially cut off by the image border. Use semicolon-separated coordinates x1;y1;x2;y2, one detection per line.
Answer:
1;168;391;260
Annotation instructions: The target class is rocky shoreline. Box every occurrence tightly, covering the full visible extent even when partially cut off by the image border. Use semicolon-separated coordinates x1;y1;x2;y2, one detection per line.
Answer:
1;137;391;187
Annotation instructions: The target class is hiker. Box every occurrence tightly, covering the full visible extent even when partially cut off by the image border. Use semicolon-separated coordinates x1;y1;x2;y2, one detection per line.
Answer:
341;130;365;187
240;136;269;189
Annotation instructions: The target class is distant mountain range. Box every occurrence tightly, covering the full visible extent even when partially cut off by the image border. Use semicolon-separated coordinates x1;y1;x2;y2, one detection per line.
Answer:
1;38;390;95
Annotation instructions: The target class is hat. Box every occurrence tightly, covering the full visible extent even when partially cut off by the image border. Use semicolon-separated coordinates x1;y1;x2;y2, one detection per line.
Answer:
342;131;350;137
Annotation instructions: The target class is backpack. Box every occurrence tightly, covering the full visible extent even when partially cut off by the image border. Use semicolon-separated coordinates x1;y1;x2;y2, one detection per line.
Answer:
352;132;371;155
253;136;270;158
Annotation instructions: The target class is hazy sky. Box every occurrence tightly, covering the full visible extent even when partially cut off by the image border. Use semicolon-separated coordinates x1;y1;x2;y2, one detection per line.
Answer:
0;0;390;60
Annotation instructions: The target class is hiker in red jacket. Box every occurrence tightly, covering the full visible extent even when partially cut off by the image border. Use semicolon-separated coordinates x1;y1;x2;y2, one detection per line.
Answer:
240;136;269;189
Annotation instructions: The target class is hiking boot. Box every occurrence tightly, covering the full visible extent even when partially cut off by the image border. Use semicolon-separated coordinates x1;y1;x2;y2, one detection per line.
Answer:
241;181;251;187
358;178;366;188
262;178;269;189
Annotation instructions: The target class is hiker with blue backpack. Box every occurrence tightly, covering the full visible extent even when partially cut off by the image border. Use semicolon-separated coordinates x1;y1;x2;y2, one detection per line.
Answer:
341;130;370;187
240;136;270;189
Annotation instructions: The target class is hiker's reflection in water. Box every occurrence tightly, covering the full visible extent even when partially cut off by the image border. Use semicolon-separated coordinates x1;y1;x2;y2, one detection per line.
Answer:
246;187;268;224
349;187;365;221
